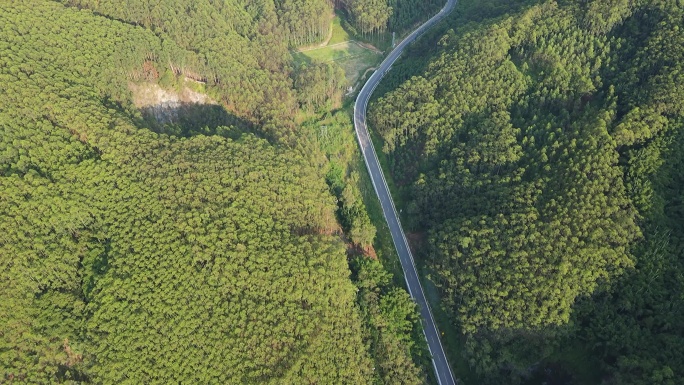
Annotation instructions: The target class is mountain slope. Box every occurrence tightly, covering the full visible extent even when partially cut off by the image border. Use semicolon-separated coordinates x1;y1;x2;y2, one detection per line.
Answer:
0;2;374;383
369;0;684;382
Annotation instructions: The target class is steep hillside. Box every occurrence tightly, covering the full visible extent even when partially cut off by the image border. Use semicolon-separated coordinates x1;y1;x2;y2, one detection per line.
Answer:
369;0;684;382
0;2;374;383
58;0;342;140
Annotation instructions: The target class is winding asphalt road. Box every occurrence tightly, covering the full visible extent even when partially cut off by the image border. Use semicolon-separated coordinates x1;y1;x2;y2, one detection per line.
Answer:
353;1;457;384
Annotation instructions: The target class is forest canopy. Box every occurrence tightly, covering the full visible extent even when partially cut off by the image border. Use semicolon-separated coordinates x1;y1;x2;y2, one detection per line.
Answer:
0;1;390;383
370;0;684;383
336;0;442;36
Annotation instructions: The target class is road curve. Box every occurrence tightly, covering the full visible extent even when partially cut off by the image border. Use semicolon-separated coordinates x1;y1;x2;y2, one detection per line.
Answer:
353;1;457;384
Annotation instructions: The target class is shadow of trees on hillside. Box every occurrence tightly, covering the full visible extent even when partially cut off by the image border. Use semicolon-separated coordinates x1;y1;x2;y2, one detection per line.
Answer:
140;102;252;140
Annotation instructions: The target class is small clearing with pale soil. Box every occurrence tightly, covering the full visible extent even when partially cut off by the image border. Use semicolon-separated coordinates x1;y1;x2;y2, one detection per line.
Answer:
129;81;216;124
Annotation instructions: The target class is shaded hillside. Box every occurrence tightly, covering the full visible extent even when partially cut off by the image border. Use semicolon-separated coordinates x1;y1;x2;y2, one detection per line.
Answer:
369;0;684;383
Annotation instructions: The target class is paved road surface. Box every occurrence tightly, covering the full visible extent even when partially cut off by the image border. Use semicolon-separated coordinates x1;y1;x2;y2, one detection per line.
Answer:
353;1;457;384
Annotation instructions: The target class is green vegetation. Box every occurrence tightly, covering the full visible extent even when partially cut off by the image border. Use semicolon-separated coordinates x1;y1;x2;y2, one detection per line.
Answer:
299;107;429;384
387;0;443;32
369;0;684;383
274;0;333;46
294;15;384;90
296;41;382;87
294;62;347;112
292;0;447;92
339;49;383;87
329;15;352;45
352;257;425;385
298;41;371;63
0;1;429;383
56;0;336;142
337;0;442;36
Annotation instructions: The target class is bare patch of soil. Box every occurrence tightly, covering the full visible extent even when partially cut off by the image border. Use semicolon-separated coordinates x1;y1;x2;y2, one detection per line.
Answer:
129;82;216;124
347;243;378;259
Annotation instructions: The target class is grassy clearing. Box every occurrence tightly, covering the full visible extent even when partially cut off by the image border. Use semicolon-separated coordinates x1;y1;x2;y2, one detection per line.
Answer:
328;15;350;45
296;41;366;62
294;41;381;86
338;48;381;86
293;12;382;88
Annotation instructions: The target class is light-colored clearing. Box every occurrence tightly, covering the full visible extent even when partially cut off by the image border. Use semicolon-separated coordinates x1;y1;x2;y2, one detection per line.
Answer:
328;16;350;45
129;81;215;109
294;41;381;86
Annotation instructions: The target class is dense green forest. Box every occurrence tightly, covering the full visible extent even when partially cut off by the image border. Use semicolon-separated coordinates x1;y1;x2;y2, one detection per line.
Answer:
337;0;442;36
370;0;684;383
0;1;430;383
58;0;342;141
